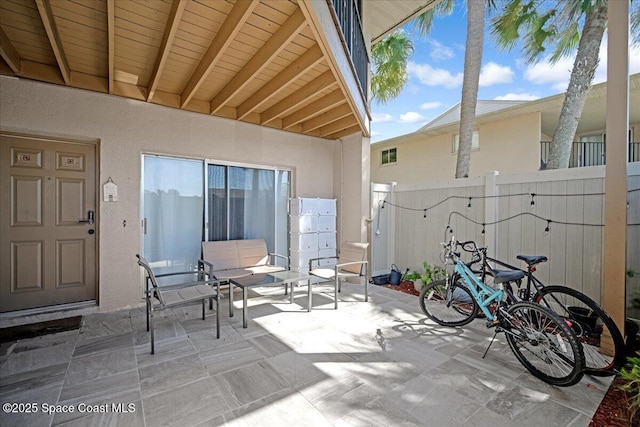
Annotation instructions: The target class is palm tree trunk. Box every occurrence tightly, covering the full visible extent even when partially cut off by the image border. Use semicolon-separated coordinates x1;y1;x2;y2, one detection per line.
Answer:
456;0;485;178
547;2;608;169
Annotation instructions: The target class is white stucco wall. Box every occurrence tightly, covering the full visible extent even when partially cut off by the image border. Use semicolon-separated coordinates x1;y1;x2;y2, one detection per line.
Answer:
0;76;360;312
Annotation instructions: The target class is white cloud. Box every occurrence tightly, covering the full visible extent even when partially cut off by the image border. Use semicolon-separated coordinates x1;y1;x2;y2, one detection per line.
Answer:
428;39;455;61
494;93;540;101
399;112;426;123
371;113;394;123
479;62;514;86
420;101;442;109
371;131;382;137
524;56;573;91
407;61;463;88
523;36;640;92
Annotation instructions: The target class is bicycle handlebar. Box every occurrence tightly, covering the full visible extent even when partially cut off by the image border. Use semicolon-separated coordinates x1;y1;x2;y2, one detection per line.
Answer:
441;229;485;266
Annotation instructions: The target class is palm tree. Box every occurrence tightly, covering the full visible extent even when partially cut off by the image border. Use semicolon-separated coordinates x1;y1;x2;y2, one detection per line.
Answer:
370;0;454;105
456;0;485;178
371;0;484;178
491;0;608;169
370;31;413;105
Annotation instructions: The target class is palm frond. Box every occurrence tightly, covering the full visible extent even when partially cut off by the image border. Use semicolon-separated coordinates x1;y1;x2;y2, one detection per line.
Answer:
370;31;413;104
549;22;580;63
413;0;454;36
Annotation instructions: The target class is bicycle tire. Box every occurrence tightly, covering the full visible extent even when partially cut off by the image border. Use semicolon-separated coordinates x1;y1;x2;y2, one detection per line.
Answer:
419;279;478;327
503;302;585;387
533;285;625;376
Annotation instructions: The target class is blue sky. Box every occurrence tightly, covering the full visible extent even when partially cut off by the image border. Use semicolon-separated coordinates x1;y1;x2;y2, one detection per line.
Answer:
370;5;640;143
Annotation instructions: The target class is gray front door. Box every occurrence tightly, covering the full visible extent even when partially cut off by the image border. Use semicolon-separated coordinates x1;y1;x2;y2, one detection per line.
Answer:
0;133;97;312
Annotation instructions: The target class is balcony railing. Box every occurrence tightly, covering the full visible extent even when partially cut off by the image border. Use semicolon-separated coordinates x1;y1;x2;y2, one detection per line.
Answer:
329;0;369;97
540;141;640;169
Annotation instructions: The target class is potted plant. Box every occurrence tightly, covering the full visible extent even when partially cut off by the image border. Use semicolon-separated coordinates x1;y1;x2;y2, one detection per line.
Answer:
404;271;422;291
407;262;446;292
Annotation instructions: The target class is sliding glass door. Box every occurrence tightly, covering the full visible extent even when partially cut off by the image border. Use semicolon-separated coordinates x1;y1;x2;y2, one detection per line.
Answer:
142;155;204;275
207;164;290;267
142;156;290;273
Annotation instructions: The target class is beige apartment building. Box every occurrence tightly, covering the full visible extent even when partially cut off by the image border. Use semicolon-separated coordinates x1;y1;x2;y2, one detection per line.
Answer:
371;74;640;186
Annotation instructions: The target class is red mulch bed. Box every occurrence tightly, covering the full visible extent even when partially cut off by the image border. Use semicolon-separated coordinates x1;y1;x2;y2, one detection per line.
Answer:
381;280;637;427
588;376;632;427
382;280;419;296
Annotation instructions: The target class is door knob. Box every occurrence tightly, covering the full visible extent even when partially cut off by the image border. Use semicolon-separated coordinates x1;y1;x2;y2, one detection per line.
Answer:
78;210;95;224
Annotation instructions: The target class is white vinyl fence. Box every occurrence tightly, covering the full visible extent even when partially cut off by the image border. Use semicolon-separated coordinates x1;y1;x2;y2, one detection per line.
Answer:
372;163;640;318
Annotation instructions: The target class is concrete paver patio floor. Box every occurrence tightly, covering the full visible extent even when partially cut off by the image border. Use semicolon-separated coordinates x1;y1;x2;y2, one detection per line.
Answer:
0;282;612;427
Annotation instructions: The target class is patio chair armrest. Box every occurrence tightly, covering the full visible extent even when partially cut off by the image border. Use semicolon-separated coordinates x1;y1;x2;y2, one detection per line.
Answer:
198;258;214;271
308;256;339;271
336;260;368;276
155;270;206;279
268;253;289;267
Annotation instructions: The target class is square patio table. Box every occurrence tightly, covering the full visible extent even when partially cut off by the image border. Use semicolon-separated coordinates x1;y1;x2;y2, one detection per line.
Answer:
229;271;311;328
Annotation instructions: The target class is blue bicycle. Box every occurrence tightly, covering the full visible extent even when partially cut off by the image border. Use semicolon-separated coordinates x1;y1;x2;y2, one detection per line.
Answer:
419;227;586;387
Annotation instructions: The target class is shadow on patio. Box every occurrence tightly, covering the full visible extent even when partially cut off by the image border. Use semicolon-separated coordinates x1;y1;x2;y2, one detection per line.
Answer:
0;283;612;426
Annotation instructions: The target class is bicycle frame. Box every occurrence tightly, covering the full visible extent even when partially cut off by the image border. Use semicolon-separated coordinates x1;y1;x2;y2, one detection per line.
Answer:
450;256;503;320
479;253;545;301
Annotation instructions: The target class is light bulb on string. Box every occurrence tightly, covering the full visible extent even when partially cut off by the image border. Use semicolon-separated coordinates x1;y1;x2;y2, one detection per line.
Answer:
467;197;472;210
544;220;551;234
530;193;536;209
481;223;485;234
423;209;427;219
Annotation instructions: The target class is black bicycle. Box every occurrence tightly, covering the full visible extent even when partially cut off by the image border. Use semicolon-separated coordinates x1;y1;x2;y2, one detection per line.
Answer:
423;239;626;376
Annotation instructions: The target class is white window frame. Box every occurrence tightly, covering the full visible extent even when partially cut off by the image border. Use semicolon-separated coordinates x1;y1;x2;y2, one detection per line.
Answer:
452;131;480;153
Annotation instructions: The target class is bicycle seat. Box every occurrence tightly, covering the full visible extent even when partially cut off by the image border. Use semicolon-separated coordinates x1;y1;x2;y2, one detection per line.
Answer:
493;269;525;284
516;255;548;266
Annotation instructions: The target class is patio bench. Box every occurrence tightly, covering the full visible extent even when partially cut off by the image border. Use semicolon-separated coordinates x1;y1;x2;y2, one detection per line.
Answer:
198;239;287;283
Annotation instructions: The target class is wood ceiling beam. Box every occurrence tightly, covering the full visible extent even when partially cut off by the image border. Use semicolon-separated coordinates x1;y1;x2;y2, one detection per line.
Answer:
181;0;257;108
147;0;186;102
20;60;63;84
325;124;362;140
210;8;307;114
319;116;357;137
302;103;352;133
261;70;336;124
282;89;344;129
107;0;115;93
35;0;70;85
0;28;20;74
236;44;323;120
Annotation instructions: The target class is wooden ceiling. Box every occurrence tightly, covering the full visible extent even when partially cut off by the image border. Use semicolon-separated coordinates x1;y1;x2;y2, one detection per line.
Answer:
0;0;367;139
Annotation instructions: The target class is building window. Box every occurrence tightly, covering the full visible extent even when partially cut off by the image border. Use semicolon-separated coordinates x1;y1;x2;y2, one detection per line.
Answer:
453;131;480;153
381;148;397;165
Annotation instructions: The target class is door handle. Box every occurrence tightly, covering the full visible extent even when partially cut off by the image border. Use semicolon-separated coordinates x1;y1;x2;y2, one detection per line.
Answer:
78;210;95;224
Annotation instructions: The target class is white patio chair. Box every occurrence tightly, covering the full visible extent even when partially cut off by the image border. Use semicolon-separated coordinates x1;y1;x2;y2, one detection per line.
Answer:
136;254;221;354
308;242;369;309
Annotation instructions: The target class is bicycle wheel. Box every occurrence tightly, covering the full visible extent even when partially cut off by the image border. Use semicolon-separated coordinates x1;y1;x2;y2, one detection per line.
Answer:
534;286;625;376
503;302;585;387
419;279;478;326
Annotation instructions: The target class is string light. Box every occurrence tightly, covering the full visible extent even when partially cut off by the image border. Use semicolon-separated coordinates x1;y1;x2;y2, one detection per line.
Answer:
379;189;638;230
